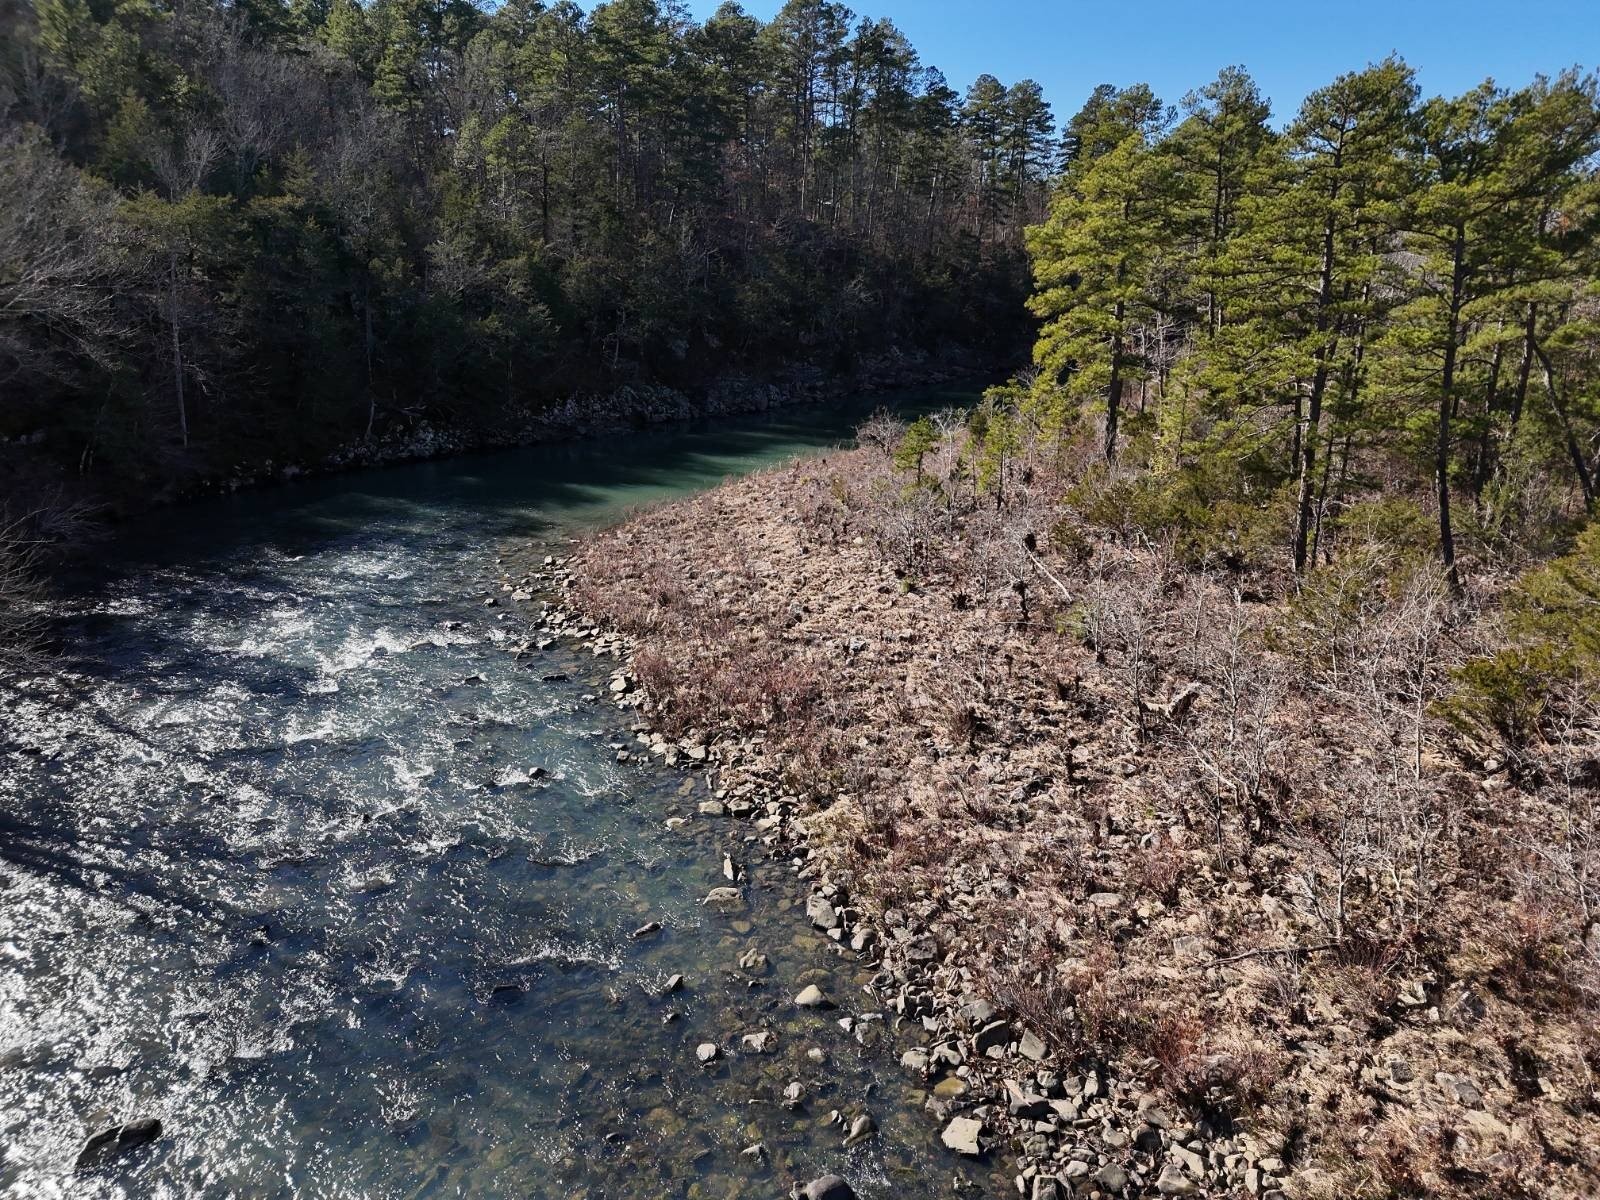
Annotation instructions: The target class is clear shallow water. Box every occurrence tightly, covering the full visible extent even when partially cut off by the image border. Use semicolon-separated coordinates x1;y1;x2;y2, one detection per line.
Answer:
0;389;989;1200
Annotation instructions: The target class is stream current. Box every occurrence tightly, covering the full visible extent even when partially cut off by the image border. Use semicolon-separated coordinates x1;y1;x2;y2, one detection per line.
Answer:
0;388;995;1200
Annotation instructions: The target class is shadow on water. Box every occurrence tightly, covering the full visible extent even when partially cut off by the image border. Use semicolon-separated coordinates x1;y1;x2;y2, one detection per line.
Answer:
92;384;977;568
0;811;234;926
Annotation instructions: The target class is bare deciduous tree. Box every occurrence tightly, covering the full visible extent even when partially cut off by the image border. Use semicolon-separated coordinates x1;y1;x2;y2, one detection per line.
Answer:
0;131;126;387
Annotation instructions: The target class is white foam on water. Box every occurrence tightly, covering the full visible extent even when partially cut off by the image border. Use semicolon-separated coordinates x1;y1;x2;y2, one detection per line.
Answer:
335;549;415;582
232;608;315;660
355;956;415;993
319;628;414;675
283;712;344;746
540;838;607;867
93;593;154;617
566;765;622;800
388;753;437;794
216;784;277;842
405;831;461;859
521;936;622;972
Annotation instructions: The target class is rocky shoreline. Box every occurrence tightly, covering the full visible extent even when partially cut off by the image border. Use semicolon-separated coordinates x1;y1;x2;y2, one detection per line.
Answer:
487;545;1291;1200
491;433;1600;1200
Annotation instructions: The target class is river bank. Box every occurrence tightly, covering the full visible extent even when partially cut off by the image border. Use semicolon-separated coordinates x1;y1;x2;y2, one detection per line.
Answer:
2;349;988;668
543;441;1600;1199
11;348;989;516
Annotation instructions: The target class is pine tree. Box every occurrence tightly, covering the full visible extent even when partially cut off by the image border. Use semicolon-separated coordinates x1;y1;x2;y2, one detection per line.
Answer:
1382;71;1600;590
1027;117;1180;463
1215;58;1417;574
1059;82;1168;180
1166;66;1273;337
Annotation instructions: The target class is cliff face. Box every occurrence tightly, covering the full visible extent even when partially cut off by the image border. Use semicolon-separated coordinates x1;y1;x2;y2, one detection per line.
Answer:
560;443;1600;1200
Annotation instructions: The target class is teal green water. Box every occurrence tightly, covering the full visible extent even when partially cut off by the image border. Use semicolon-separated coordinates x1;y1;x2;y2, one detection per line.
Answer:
0;386;997;1199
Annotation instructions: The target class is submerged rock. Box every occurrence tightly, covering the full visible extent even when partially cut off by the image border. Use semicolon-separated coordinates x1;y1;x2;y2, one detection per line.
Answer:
76;1119;162;1170
844;1112;877;1146
794;983;833;1009
742;1031;777;1054
737;947;769;973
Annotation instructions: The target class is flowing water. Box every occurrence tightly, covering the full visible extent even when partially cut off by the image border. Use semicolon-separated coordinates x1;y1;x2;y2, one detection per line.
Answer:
0;388;996;1200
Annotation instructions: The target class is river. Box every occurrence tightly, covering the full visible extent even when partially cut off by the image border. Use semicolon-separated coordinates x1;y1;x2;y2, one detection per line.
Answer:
0;388;995;1200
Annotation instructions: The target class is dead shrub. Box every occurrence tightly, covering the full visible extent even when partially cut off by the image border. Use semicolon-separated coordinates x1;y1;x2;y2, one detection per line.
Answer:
0;497;88;669
979;914;1088;1052
946;703;982;752
1128;837;1185;904
0;508;49;667
862;478;946;575
855;409;905;458
1083;557;1172;741
631;645;676;703
778;715;873;797
704;649;823;730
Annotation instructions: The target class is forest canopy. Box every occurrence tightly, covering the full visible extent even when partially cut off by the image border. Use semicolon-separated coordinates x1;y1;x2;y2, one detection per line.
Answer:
0;0;1056;497
2;0;1597;612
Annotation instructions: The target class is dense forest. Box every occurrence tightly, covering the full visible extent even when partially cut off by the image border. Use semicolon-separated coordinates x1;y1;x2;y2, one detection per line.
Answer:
0;0;1055;508
970;60;1600;734
1001;62;1600;586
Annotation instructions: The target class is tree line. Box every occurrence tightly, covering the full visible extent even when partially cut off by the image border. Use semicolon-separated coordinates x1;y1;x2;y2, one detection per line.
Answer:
1003;59;1600;593
0;0;1057;499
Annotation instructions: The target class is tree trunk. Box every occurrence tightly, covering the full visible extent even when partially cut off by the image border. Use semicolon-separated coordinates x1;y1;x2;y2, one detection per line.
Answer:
1293;209;1340;576
1437;229;1466;595
1509;303;1535;432
1533;339;1596;511
362;271;376;441
1293;365;1329;575
169;252;188;448
1105;300;1125;464
1470;328;1505;500
540;153;551;245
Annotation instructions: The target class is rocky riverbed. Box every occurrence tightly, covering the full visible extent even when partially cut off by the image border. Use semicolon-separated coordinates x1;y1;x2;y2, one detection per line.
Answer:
497;548;1293;1200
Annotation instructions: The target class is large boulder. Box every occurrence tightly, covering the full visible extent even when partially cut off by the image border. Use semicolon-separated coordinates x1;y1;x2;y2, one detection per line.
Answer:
972;1018;1013;1054
802;1174;857;1200
941;1115;984;1156
805;893;840;930
1004;1079;1053;1120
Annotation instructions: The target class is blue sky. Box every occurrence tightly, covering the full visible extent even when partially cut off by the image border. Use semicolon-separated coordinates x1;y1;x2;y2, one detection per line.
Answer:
685;0;1596;125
